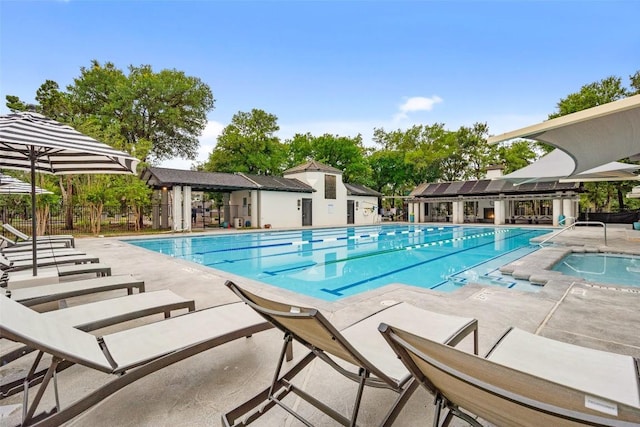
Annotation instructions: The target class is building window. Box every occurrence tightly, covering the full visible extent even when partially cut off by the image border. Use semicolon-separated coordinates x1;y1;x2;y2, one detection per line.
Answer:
324;175;336;199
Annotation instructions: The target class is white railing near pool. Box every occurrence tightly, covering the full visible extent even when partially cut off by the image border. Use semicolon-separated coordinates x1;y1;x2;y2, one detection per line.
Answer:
538;221;607;247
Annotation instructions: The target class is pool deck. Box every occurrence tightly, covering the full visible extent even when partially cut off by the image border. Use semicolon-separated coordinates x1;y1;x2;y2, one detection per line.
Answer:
2;224;639;426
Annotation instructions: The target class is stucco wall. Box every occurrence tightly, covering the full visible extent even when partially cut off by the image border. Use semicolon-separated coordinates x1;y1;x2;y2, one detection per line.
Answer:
258;191;303;228
349;196;380;225
287;170;348;227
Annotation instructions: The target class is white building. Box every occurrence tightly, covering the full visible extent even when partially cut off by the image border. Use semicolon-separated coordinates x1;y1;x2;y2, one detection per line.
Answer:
141;160;381;230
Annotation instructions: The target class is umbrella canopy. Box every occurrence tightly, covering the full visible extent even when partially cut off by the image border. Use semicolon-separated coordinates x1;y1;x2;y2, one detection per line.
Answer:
488;94;640;177
0;173;52;194
0;111;139;275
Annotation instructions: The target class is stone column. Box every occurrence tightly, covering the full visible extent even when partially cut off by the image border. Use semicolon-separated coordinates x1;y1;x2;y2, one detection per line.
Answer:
552;198;563;226
562;198;575;224
452;200;464;224
494;200;506;225
161;187;169;228
182;186;192;232
173;186;182;231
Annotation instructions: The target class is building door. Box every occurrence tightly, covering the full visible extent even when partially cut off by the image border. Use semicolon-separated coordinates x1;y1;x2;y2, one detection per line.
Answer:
347;200;355;224
302;198;312;226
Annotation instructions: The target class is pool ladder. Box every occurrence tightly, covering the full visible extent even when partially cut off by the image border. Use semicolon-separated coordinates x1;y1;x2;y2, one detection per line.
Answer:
538;220;607;247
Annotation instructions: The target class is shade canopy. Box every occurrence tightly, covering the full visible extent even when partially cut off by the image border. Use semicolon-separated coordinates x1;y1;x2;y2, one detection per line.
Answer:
0;174;52;194
499;149;640;184
488;94;640;177
0;111;139;275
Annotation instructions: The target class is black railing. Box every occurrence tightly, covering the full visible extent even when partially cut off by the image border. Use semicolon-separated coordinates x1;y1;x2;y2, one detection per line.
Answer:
0;204;165;236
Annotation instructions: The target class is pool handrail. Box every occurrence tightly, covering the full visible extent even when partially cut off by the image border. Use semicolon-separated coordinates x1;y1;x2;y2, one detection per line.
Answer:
538;221;607;247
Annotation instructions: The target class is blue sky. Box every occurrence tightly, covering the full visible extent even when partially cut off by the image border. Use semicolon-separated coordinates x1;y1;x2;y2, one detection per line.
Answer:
1;1;638;169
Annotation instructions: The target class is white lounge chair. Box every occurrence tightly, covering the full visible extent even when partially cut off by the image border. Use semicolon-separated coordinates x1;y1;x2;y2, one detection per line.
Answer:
0;296;273;426
2;223;74;247
1;290;196;398
0;235;70;251
379;324;640;426
2;274;145;307
2;248;86;262
0;254;99;272
223;280;478;427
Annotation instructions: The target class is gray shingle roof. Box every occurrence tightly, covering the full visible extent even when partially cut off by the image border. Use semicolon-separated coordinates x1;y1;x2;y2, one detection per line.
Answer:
344;183;382;197
141;167;314;193
283;160;342;175
241;174;314;193
141;167;256;190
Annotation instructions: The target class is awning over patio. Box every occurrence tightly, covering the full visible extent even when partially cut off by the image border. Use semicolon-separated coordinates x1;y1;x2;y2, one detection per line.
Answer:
488;94;640;176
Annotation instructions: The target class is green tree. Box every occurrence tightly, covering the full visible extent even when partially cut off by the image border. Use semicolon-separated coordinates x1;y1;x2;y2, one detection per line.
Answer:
203;109;286;175
367;149;413;199
68;60;214;163
373;124;448;185
286;133;370;184
550;72;639;211
497;140;538;174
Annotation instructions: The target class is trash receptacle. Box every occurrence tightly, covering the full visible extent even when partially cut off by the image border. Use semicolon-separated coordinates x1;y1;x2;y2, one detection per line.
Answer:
409;213;415;223
558;214;565;225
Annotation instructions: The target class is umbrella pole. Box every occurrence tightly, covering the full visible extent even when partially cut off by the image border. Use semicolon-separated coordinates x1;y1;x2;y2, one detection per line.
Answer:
30;147;38;277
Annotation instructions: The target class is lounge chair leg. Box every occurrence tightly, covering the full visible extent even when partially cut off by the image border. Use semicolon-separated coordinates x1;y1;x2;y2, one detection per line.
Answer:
349;369;368;426
379;378;419;427
433;394;443;427
268;334;293;397
23;357;61;425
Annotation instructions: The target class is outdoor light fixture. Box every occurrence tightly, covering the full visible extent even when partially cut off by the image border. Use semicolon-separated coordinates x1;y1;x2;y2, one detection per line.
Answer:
356;201;359;210
297;199;301;210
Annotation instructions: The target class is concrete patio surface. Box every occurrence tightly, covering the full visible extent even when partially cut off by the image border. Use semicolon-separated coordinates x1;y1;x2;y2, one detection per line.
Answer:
1;224;639;426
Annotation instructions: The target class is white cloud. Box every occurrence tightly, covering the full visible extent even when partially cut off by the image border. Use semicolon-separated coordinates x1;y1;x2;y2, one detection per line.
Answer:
158;120;224;169
394;95;443;122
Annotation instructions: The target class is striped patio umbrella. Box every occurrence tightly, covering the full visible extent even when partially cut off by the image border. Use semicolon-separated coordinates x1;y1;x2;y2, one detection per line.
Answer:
0;111;139;275
0;173;52;194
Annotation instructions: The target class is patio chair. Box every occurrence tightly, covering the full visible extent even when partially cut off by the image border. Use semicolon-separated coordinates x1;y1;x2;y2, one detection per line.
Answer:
223;280;478;427
0;254;99;272
0;235;70;251
0;295;273;426
1;289;195;397
379;324;640;427
2;223;75;247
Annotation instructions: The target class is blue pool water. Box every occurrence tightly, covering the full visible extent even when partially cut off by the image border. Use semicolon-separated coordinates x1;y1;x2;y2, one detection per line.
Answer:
552;253;640;288
126;225;548;301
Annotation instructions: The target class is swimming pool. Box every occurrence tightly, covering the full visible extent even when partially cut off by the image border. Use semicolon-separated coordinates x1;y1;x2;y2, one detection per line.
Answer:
552;253;640;288
126;225;548;301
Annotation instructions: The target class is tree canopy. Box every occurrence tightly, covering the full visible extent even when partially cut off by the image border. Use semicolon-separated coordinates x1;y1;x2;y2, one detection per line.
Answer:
201;109;286;175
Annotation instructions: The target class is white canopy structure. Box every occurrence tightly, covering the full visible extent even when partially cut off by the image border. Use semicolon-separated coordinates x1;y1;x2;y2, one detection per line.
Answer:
499;149;640;184
488;94;640;177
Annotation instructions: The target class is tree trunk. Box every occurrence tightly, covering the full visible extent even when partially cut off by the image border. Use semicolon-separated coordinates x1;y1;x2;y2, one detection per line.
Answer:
59;176;74;230
617;187;625;211
36;205;50;236
89;203;103;235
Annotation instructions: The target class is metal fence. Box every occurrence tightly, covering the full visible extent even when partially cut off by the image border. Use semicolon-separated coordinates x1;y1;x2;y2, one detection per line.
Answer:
0;204;164;236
